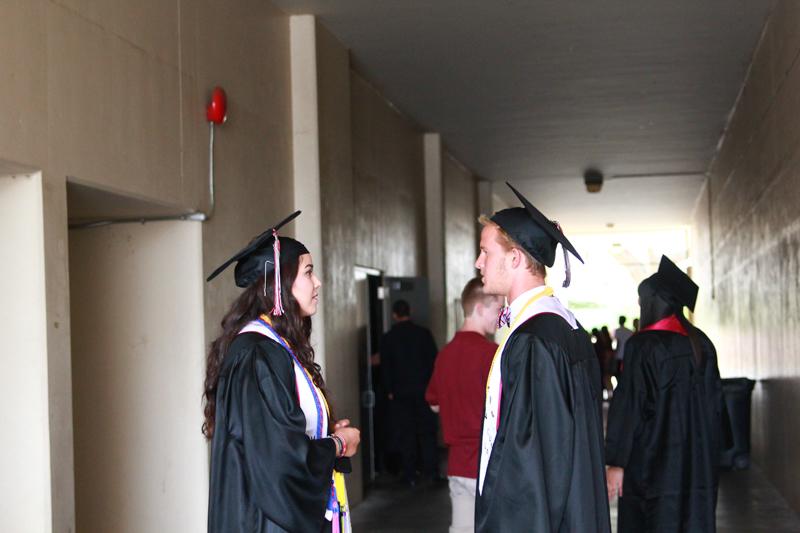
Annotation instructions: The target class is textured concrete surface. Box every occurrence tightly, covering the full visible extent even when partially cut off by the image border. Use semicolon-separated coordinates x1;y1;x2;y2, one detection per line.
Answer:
351;464;800;532
272;0;777;231
691;0;800;514
316;27;480;504
443;153;479;340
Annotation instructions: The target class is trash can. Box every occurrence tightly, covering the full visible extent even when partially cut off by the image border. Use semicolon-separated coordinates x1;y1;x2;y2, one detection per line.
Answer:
719;377;756;470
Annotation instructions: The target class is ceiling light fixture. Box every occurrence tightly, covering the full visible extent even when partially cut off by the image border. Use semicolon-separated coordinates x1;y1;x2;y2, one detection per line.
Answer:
584;168;604;193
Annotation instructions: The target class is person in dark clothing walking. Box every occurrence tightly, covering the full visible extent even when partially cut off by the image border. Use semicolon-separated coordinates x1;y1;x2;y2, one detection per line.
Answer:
379;299;439;485
605;255;723;533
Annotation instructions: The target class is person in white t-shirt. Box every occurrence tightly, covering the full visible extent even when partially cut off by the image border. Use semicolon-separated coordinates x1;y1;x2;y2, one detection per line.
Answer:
613;315;634;376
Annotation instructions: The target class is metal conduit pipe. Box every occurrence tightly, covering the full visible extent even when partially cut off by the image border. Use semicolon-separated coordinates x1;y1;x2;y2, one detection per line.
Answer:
70;87;226;230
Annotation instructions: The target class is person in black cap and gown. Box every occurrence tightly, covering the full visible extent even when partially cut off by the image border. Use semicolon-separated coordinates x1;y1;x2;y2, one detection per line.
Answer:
605;256;723;533
203;211;360;533
474;183;611;532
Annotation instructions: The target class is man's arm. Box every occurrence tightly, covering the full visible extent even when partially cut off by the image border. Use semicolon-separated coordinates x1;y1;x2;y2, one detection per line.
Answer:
425;355;441;412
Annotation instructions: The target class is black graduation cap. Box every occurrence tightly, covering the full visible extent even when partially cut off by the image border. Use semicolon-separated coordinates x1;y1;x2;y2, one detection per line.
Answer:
206;211;308;314
648;255;699;312
490;182;583;286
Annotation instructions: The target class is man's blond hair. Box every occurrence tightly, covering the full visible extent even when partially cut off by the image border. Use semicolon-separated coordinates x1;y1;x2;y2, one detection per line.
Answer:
478;215;546;277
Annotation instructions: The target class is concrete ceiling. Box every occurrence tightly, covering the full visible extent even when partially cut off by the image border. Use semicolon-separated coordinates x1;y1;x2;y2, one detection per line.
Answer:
274;0;776;231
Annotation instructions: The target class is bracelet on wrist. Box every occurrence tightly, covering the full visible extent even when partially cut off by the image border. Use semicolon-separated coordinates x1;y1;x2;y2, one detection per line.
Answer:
330;434;345;457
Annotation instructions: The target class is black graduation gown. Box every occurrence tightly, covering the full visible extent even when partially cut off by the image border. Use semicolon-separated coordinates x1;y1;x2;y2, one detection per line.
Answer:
605;328;723;533
208;332;341;533
476;314;611;533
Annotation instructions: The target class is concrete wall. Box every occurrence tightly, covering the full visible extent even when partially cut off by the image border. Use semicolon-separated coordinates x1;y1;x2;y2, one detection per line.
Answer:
351;72;428;276
69;221;207;533
443;153;479;339
690;0;800;512
0;0;480;525
0;0;294;530
315;24;480;501
316;21;364;502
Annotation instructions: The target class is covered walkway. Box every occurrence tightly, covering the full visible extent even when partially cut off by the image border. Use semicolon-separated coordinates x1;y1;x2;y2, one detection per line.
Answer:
3;1;800;531
351;466;800;532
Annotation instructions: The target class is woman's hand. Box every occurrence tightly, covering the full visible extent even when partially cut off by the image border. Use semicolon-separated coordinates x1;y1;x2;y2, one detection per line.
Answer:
333;426;360;458
606;466;624;500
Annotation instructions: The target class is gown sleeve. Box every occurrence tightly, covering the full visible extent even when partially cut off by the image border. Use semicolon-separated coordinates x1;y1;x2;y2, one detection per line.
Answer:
605;337;648;468
237;341;337;532
480;334;575;530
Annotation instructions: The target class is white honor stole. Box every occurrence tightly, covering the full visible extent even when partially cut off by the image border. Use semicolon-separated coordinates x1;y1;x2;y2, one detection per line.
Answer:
240;320;328;438
478;286;578;494
239;319;352;533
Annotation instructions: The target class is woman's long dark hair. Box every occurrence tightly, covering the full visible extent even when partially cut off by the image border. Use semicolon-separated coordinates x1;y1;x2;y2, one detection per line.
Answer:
676;312;705;368
202;253;326;439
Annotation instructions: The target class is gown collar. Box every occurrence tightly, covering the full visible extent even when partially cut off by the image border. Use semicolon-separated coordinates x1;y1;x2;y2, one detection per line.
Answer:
640;314;687;336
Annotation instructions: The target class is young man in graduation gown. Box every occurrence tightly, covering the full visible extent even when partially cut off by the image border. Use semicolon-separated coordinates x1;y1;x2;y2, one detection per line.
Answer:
474;183;611;533
605;256;723;533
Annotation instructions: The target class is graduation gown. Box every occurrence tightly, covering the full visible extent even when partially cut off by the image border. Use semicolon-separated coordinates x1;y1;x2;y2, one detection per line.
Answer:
208;332;341;533
605;326;723;533
476;314;611;532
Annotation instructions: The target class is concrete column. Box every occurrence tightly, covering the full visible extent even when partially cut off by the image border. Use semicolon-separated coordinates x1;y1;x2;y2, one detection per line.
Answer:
477;179;494;217
424;133;447;347
0;172;52;533
290;15;327;373
42;173;75;533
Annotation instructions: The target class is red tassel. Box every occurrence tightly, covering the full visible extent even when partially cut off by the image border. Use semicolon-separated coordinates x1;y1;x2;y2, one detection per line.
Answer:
271;229;285;316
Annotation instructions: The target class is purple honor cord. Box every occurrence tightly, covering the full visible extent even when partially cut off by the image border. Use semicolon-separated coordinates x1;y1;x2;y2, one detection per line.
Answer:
256;318;324;440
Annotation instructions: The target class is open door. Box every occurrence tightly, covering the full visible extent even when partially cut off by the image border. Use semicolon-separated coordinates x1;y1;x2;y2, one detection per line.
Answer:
354;267;385;487
384;276;431;328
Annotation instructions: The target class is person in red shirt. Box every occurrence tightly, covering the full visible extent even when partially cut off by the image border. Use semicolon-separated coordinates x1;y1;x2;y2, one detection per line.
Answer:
425;277;503;533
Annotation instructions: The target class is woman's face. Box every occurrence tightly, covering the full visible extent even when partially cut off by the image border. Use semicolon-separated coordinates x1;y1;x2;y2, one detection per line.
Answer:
292;253;321;317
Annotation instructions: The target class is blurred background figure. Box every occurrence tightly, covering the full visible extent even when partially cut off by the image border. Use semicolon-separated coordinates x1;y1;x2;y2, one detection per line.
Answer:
613;315;634;377
379;299;439;486
595;325;615;398
426;277;502;533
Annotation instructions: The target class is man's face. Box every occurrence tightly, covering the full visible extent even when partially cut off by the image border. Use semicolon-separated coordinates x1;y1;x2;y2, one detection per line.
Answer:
475;224;513;296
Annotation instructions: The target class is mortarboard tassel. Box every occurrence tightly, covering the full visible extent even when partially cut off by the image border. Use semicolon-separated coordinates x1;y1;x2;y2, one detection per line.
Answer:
271;229;285;316
562;248;571;288
554;221;571;288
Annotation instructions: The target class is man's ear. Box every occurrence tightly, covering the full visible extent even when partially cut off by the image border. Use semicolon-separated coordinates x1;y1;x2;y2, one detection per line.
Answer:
509;248;523;269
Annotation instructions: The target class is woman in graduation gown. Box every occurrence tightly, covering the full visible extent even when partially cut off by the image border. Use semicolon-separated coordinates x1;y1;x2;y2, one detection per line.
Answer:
203;211;360;533
605;256;723;533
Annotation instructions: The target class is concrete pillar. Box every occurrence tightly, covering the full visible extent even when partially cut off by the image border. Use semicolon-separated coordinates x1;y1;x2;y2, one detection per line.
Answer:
42;173;75;533
424;133;447;347
290;14;327;374
0;172;52;533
